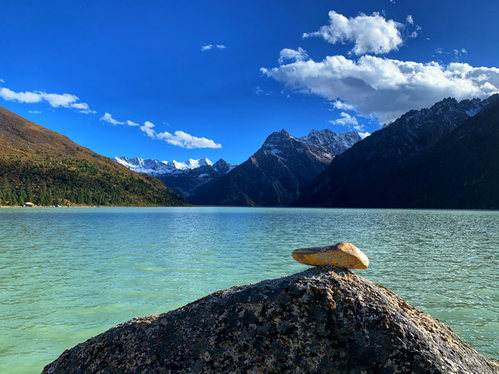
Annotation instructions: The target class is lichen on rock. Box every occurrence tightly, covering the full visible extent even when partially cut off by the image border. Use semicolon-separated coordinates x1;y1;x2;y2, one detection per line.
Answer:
43;267;499;374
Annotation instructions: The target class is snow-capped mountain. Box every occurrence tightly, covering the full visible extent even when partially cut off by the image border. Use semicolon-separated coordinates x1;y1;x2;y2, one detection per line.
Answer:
114;157;214;176
113;157;235;197
190;129;363;206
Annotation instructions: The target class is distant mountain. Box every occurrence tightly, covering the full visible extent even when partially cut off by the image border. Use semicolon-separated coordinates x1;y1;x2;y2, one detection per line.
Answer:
0;106;185;206
189;129;362;206
296;95;499;208
114;157;235;197
114;157;215;175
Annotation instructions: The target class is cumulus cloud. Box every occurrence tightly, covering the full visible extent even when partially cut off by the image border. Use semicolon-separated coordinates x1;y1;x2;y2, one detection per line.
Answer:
329;112;358;126
358;131;370;139
278;47;308;64
100;112;125;125
201;44;226;51
0;86;94;113
262;55;499;122
303;11;404;55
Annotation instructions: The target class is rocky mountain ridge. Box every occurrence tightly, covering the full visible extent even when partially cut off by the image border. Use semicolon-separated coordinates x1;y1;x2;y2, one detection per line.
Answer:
297;94;499;208
190;129;362;206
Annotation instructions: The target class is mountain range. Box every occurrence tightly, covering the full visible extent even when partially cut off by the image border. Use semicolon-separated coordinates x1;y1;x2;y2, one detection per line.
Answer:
0;106;185;206
189;129;362;206
2;93;496;209
296;95;499;209
114;157;234;198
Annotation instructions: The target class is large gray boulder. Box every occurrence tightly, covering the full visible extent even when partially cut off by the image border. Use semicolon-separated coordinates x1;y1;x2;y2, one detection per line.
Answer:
43;267;498;373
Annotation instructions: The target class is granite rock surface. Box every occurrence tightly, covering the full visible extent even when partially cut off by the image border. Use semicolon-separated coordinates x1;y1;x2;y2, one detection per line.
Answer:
43;267;499;374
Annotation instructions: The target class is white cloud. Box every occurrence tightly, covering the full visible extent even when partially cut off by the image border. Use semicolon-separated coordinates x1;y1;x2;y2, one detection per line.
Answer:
303;11;404;55
28;110;42;114
358;131;370;139
140;120;156;138
262;55;499;122
201;44;226;52
332;99;355;111
254;86;271;96
406;15;414;25
126;120;140;127
329;112;358;126
156;130;222;149
139;121;221;148
0;86;93;113
0;87;41;103
71;102;96;114
278;47;308;64
100;112;125;125
0;78;4;83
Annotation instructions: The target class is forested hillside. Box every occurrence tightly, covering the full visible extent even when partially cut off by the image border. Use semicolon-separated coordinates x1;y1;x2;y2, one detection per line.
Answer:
0;106;185;206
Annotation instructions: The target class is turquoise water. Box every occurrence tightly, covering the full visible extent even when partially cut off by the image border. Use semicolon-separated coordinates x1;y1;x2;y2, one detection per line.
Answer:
0;207;497;373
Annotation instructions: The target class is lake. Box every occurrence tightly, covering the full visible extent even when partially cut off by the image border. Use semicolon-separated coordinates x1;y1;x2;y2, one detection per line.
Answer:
0;207;497;373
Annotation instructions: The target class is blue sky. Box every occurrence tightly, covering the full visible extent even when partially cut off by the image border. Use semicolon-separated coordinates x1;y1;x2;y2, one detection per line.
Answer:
0;1;498;164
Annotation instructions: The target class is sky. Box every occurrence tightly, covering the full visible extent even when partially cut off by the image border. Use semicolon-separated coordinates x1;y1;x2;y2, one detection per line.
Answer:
0;0;498;165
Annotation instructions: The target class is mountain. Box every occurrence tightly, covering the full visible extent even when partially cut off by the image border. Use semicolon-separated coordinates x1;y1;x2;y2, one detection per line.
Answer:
113;157;215;176
190;129;362;206
0;106;185;206
296;95;499;208
114;157;235;197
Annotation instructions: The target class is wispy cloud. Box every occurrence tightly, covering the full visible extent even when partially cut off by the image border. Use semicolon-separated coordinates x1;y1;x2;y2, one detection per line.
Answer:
126;120;140;127
0;86;94;113
201;44;226;52
332;100;355;111
28;110;42;114
329;112;358;126
100;114;222;149
140;120;156;138
139;121;221;149
100;112;125;125
156;130;222;149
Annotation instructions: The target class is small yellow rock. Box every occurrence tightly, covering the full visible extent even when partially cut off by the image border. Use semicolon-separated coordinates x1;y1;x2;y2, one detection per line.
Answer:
292;242;369;269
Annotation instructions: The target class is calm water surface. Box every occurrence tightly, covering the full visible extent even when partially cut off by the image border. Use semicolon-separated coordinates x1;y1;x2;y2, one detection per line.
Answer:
0;207;497;373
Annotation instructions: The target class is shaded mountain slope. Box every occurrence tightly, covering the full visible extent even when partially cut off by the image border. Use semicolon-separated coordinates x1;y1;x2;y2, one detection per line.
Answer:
296;95;498;208
0;106;185;206
190;130;361;206
394;98;499;208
